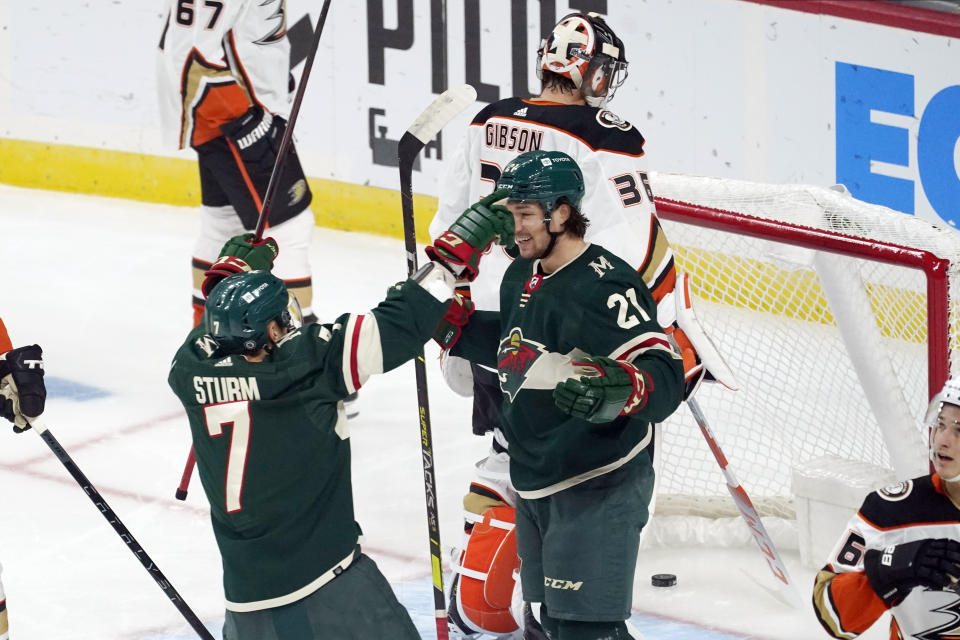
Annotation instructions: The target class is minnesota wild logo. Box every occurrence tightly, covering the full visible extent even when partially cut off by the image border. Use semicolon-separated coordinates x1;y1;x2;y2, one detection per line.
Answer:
497;328;548;401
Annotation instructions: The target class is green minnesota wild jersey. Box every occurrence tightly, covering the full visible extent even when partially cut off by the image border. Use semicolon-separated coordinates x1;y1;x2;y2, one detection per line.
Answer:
168;279;447;611
454;243;684;498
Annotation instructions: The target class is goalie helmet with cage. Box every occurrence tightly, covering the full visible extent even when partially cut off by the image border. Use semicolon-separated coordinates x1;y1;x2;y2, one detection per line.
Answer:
204;271;302;355
537;12;628;108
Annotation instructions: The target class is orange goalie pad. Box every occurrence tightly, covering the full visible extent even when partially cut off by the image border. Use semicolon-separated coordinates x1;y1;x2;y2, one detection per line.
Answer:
455;506;520;635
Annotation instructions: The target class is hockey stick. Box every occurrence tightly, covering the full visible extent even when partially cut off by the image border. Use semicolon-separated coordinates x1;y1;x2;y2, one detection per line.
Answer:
176;0;332;501
686;397;804;608
29;419;214;639
398;83;477;640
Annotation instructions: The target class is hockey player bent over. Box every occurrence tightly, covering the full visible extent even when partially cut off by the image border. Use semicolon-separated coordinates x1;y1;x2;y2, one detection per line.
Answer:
166;193;513;640
429;13;734;636
813;378;960;639
0;317;47;640
435;150;685;639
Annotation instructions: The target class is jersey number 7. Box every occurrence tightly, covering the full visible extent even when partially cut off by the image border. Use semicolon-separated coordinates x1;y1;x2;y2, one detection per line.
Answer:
203;400;252;513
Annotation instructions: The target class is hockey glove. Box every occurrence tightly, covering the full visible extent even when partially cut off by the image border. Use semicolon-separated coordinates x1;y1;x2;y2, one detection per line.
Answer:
201;233;279;298
426;189;514;281
0;344;45;433
433;292;475;350
864;538;960;607
553;356;650;424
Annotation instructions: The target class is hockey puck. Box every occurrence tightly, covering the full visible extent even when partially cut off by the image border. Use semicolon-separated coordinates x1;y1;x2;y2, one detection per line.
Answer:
651;573;677;588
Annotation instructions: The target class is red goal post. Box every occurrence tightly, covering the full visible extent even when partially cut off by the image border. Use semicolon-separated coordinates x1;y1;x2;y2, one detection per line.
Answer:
645;173;960;534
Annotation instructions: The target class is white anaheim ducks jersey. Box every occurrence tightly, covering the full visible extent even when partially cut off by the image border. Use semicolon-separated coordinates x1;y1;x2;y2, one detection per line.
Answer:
813;474;960;640
156;0;291;149
429;97;675;313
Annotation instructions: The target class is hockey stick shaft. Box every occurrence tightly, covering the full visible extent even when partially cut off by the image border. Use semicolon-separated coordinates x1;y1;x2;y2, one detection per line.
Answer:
398;84;477;640
30;420;213;639
686;397;803;608
177;0;332;500
253;0;331;241
175;447;196;501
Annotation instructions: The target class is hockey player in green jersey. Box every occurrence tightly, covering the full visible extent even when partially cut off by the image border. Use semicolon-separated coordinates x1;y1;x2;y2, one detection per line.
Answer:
167;194;513;640
433;150;686;639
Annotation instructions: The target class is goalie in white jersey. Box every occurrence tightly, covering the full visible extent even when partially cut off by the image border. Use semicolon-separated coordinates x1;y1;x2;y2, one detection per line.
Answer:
156;0;318;327
813;377;960;639
430;11;735;639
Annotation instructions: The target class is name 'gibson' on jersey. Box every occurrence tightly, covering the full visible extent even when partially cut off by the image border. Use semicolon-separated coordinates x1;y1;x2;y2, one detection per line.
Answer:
193;376;261;404
485;122;543;153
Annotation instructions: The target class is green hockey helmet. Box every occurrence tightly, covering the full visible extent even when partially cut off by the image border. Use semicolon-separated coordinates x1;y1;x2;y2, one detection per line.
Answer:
204;271;299;355
496;150;585;219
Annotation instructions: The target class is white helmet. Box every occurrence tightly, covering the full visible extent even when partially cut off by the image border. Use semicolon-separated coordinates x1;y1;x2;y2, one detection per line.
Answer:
536;12;628;108
926;378;960;481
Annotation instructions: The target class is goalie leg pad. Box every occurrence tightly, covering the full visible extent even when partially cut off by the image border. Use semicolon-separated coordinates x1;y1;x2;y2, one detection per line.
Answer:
453;506;520;636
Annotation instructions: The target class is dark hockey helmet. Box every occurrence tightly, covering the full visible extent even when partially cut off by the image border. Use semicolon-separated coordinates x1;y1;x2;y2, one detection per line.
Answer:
497;150;585;219
204;270;299;355
537;12;628;107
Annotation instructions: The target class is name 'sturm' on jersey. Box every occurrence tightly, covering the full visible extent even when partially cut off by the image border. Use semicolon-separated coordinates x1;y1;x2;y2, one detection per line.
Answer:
192;375;261;404
485;123;543;153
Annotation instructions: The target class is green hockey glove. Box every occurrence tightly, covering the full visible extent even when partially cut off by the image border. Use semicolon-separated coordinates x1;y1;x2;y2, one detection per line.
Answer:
426;188;514;281
553;356;650;423
201;233;279;297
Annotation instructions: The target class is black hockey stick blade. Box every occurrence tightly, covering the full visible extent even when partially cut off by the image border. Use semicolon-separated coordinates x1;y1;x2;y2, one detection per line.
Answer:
30;419;214;639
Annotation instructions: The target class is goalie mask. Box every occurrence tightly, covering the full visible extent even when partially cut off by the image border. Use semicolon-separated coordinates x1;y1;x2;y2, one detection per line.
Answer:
537;12;628;108
204;271;301;355
925;378;960;482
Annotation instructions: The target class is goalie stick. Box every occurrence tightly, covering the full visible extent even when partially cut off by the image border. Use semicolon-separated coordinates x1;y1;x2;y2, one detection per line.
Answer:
398;83;478;640
686;397;804;608
176;0;332;501
29;419;213;639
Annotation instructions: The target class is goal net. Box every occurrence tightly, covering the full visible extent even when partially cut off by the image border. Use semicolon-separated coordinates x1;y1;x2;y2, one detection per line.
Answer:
644;172;960;547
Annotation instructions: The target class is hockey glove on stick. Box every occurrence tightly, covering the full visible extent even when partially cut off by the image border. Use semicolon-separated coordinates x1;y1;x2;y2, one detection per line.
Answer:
0;344;45;433
553;356;650;424
426;188;514;281
864;538;960;607
201;233;280;297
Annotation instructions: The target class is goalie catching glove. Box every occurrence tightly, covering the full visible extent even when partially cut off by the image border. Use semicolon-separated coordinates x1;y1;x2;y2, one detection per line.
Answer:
426;189;514;281
864;538;960;607
201;233;279;298
0;344;46;433
553;356;650;423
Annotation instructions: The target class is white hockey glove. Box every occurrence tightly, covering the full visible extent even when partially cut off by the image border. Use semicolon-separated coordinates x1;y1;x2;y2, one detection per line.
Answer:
658;273;738;399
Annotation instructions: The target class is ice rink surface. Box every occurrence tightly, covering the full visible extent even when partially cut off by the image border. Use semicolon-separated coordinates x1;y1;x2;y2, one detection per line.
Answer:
0;185;890;639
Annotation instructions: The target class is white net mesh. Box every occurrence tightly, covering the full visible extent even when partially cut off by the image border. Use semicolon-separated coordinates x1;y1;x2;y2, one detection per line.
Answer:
648;173;960;522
